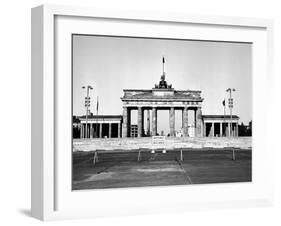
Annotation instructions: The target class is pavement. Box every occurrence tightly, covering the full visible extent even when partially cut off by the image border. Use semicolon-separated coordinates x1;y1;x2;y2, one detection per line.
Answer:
72;149;252;190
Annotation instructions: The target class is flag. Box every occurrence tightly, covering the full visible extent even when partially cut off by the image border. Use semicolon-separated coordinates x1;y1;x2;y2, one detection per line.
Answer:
96;96;99;114
222;99;225;106
162;56;165;63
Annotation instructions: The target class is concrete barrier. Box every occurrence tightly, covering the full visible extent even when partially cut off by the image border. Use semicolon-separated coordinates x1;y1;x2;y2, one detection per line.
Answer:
73;137;252;152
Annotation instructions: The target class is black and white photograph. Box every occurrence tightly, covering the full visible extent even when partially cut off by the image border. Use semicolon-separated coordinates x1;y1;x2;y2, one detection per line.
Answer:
72;35;252;190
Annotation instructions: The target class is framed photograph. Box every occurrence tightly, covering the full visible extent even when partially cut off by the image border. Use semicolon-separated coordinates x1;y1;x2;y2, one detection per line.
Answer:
31;4;274;221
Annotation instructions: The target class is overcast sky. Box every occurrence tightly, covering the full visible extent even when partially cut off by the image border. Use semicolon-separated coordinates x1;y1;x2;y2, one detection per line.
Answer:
72;35;252;133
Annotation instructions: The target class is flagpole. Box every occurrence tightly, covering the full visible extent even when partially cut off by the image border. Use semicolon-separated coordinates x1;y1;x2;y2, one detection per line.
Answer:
96;96;99;138
162;56;165;75
223;98;226;136
96;96;99;116
86;87;89;138
230;91;233;137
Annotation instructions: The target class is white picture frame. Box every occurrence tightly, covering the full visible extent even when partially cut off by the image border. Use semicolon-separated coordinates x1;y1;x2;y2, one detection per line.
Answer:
31;4;274;221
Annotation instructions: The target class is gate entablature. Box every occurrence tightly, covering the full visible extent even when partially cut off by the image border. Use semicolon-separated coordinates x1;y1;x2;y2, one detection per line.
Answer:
121;88;203;108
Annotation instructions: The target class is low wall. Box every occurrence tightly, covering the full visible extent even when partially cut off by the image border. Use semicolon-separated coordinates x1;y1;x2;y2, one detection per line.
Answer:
73;137;252;152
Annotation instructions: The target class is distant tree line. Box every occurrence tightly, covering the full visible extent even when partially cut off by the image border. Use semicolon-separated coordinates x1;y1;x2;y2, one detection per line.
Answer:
72;116;81;139
238;120;252;136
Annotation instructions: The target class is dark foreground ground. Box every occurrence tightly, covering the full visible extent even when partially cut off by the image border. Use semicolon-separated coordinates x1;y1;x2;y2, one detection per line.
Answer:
72;149;252;190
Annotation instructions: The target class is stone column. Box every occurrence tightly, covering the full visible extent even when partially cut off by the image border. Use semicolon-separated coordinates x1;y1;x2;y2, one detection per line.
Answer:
146;110;150;136
183;107;188;137
83;124;86;138
94;123;97;138
90;123;93;138
211;123;214;137
83;124;85;138
195;107;203;137
99;123;103;138
80;124;83;138
169;107;175;136
228;122;231;137
203;123;206;137
220;122;223;137
122;107;128;138
137;107;143;137
182;110;184;128
117;122;121;138
152;107;157;136
232;123;237;137
109;123;112;138
84;123;89;138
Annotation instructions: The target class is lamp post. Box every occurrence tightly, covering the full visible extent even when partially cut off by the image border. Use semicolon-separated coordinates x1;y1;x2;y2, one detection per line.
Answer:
82;85;93;138
226;88;236;137
223;98;226;136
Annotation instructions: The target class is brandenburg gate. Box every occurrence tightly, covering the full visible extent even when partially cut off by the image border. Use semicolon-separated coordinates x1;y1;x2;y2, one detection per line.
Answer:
121;72;204;138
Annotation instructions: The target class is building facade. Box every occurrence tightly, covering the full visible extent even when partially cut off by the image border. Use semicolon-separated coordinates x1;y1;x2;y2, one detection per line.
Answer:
79;115;122;138
203;115;239;137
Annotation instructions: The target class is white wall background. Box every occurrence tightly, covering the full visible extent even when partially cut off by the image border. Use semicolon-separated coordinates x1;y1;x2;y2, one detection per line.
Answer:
0;0;280;225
